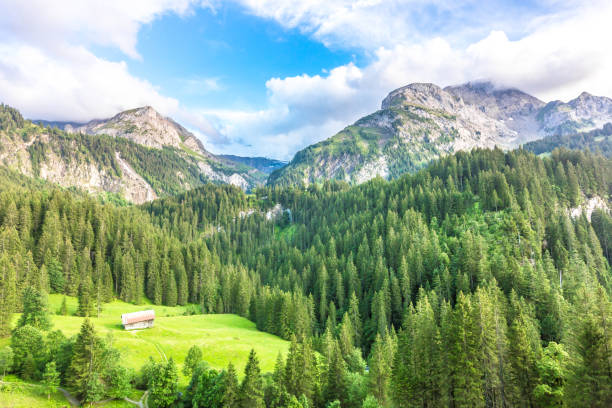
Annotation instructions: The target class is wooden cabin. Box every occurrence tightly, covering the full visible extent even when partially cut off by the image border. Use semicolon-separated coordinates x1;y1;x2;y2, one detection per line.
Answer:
121;310;155;330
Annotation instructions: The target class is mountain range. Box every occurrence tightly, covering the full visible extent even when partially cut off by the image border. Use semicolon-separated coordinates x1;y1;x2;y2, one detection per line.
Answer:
3;80;612;202
268;81;612;186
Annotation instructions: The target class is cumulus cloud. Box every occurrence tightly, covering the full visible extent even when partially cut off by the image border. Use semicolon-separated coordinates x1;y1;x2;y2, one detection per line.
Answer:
0;0;203;59
206;0;612;159
0;0;224;145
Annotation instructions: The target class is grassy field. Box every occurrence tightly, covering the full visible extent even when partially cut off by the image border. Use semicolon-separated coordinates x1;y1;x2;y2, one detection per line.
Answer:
0;375;135;407
2;295;289;385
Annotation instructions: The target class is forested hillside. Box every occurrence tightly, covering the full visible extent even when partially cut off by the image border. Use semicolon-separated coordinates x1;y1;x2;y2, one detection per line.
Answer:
1;147;611;407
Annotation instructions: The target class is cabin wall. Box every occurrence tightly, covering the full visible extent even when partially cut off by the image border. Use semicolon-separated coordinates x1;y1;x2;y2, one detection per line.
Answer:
123;320;154;330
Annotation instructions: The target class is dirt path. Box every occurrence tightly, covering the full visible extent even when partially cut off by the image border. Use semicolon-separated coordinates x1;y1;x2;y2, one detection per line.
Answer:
124;390;149;408
58;387;80;406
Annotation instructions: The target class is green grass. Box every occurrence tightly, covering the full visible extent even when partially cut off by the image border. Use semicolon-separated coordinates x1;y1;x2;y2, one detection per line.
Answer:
0;376;133;407
4;295;289;385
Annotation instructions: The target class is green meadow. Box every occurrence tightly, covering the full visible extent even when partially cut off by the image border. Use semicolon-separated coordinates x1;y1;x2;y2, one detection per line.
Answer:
1;295;289;385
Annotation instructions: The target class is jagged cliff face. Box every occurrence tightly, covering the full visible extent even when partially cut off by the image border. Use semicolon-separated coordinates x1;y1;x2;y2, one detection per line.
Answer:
269;81;612;186
64;106;210;156
0;130;157;203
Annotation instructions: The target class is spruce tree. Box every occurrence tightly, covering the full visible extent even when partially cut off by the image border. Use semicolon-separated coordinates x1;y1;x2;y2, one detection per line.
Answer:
0;346;13;380
76;277;94;317
566;286;612;408
240;349;264;408
447;293;485;408
183;345;203;377
223;362;240;408
0;254;16;336
325;341;347;406
68;318;106;402
17;286;52;330
149;358;179;408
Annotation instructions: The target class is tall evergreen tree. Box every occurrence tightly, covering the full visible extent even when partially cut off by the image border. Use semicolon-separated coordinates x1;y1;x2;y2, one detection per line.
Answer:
0;254;16;336
240;349;265;408
17;286;51;330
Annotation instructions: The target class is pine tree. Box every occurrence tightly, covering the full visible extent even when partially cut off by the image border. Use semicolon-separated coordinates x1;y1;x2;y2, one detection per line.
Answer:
183;345;203;377
0;254;16;336
67;318;107;402
223;362;240;408
240;349;264;408
17;286;52;330
368;334;391;406
508;297;542;407
566;286;612;408
447;293;485;408
149;358;179;408
59;296;68;315
45;253;65;293
325;341;347;406
42;361;60;399
533;342;568;408
76;277;94;317
0;346;13;380
10;325;46;379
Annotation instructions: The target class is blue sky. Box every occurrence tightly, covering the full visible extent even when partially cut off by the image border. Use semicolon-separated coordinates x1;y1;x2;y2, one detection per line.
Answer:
111;3;360;109
1;0;611;159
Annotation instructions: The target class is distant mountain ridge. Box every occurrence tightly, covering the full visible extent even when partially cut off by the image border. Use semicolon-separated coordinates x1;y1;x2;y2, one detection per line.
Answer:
3;105;269;202
269;81;612;186
219;155;287;174
524;122;612;157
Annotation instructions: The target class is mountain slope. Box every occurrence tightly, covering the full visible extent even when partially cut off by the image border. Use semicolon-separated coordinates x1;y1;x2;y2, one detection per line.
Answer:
269;81;612;186
1;104;266;203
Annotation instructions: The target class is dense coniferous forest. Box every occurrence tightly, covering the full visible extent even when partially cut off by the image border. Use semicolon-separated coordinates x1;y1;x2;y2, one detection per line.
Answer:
1;146;611;407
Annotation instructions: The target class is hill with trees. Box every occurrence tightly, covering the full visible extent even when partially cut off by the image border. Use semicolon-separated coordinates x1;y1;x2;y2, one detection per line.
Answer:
0;146;611;407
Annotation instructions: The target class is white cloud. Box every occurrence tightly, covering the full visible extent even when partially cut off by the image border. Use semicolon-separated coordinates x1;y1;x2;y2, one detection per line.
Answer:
0;0;203;59
0;0;225;145
0;42;179;122
206;0;612;159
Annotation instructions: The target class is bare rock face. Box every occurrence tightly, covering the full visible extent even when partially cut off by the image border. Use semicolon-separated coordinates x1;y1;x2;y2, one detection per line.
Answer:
0;131;157;204
538;92;612;135
444;81;545;141
270;81;612;187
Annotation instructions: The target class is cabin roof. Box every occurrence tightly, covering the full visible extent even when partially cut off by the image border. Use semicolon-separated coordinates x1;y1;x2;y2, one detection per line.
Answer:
121;310;155;325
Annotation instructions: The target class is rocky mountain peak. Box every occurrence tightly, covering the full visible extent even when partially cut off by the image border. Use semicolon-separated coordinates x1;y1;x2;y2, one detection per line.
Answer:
64;106;211;157
381;83;461;112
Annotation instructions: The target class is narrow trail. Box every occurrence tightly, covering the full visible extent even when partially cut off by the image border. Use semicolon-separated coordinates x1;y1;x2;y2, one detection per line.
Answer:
58;387;80;406
129;330;167;362
124;390;149;408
